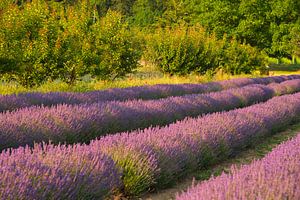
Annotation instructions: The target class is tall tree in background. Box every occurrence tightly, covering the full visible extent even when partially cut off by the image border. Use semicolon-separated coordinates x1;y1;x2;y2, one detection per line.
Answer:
187;0;240;38
291;23;300;63
269;0;300;58
130;0;164;26
236;0;272;49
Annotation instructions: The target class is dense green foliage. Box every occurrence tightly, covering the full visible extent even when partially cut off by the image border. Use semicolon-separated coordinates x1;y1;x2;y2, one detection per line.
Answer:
92;0;300;59
0;0;299;87
146;25;266;76
145;25;221;75
0;0;140;87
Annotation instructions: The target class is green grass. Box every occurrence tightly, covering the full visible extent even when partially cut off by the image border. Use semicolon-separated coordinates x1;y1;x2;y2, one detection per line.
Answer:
0;65;256;95
0;63;299;95
0;75;205;95
269;64;300;76
193;123;300;181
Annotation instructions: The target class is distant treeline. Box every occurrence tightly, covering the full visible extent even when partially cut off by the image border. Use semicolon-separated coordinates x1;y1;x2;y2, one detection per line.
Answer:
0;0;299;87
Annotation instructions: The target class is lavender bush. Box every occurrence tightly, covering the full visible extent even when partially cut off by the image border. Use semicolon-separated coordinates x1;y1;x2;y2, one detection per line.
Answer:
1;93;300;198
1;79;300;150
0;75;299;112
176;133;300;200
0;144;121;200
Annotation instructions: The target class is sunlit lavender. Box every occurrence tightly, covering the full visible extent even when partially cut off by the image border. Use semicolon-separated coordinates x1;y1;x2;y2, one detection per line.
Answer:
0;76;300;199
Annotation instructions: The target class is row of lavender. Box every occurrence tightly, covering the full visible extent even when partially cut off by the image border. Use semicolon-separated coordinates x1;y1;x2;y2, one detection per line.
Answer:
95;93;300;195
1;75;299;112
2;79;300;151
176;133;300;200
1;93;300;199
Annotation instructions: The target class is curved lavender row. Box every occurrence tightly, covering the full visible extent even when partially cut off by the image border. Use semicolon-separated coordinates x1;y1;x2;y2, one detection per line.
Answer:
1;75;299;112
176;134;300;200
92;92;300;195
1;93;300;198
0;144;121;200
2;80;300;151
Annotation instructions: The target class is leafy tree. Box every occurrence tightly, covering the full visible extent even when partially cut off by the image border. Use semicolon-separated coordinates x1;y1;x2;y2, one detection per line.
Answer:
235;0;272;49
188;0;240;38
130;0;163;27
221;39;267;75
88;10;142;80
0;0;141;87
291;23;300;61
0;1;53;87
145;24;265;76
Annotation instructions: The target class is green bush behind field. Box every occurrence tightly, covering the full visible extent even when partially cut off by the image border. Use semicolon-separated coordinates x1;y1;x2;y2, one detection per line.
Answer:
145;25;266;76
0;0;299;88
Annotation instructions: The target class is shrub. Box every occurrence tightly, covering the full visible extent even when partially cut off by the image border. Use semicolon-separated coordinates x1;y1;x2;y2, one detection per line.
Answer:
88;10;142;81
221;39;267;75
145;25;217;75
0;1;52;87
145;24;266;76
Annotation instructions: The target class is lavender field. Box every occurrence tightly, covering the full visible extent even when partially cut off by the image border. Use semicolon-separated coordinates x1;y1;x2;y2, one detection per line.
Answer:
2;78;300;150
1;75;300;199
1;0;300;198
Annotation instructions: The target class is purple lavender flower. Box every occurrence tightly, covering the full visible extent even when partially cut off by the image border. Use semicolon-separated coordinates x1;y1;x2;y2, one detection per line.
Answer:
176;133;300;200
88;92;300;195
0;143;121;199
1;92;300;198
1;79;300;150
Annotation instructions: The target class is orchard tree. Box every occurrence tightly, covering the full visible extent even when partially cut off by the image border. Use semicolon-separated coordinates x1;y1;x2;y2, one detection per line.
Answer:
291;24;300;62
235;0;272;49
188;0;240;38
